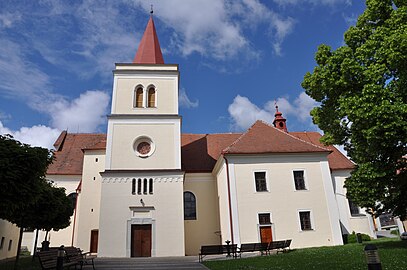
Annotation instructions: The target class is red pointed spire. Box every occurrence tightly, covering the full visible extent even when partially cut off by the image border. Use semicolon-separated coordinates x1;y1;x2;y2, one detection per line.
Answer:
133;15;164;64
273;105;288;132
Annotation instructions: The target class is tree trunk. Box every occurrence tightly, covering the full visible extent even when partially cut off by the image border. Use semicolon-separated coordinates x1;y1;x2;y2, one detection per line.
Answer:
14;226;24;270
32;229;39;262
44;230;48;242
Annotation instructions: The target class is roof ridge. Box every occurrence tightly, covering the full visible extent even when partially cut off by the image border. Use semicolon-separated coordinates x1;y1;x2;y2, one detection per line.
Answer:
69;133;106;136
222;121;258;154
182;132;242;135
262;121;331;152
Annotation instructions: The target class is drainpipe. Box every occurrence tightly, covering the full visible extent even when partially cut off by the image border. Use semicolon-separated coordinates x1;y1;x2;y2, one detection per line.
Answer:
223;155;234;244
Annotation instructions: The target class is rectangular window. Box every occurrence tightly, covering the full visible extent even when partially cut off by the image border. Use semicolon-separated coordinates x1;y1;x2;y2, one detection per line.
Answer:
293;170;306;190
258;213;271;225
132;179;136;195
0;237;4;249
137;179;142;195
149;178;153;194
255;172;267;192
8;240;12;251
299;211;312;230
143;178;148;195
348;199;360;216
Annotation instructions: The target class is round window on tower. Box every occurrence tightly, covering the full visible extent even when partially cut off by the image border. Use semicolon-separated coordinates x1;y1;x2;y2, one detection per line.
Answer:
134;136;155;158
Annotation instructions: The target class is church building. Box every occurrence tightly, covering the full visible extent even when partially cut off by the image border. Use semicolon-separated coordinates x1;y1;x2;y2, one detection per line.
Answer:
23;15;376;257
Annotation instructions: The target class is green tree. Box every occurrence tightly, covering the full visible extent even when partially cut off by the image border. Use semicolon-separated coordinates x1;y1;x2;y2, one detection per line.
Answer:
302;0;407;219
0;135;73;269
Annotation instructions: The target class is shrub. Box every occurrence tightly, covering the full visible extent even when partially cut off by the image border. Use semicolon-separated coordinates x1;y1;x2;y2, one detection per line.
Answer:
390;229;399;236
346;232;371;243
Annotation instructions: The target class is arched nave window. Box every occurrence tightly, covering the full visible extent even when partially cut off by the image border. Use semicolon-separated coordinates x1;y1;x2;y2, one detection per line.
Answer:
135;87;143;108
147;87;156;108
184;191;196;220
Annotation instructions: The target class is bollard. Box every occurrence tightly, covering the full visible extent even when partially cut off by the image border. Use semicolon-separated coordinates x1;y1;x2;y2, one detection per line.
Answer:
225;240;231;257
364;244;382;270
56;245;65;270
357;233;363;243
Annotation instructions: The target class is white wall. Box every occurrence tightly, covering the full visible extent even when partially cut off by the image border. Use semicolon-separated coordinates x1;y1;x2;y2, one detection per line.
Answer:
98;172;185;257
184;173;221;255
332;170;376;238
219;154;343;248
74;150;104;252
0;219;19;260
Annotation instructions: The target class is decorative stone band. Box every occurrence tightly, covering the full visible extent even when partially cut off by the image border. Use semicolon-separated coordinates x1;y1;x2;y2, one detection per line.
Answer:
102;176;183;183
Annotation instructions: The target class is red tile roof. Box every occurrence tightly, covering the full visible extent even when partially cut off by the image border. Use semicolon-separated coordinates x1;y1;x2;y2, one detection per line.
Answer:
291;132;354;170
133;16;164;64
47;133;106;175
223;120;331;155
48;126;353;175
181;133;242;172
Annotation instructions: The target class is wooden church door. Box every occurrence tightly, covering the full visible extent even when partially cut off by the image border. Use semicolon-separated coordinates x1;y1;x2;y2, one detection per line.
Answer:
131;224;152;257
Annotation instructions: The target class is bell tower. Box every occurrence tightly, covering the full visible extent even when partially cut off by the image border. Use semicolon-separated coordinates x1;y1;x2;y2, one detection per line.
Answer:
273;105;288;132
98;14;185;258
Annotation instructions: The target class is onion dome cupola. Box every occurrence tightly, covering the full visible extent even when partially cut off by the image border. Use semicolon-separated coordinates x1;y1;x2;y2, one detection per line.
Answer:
273;105;288;132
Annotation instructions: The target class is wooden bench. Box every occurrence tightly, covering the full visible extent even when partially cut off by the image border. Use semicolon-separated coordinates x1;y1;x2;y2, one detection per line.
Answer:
238;240;292;257
65;246;96;270
199;244;238;262
37;249;79;270
238;242;268;257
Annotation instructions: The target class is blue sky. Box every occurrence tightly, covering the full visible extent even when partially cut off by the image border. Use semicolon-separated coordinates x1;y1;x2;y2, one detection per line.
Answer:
0;0;365;149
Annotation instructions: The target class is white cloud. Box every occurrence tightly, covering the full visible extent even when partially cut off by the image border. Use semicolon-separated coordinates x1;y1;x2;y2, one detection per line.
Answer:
228;95;274;131
0;12;21;29
274;92;318;122
0;121;61;149
272;0;351;6
179;88;198;109
135;0;294;59
0;38;110;134
228;92;318;131
0;39;52;105
49;91;110;133
343;13;358;26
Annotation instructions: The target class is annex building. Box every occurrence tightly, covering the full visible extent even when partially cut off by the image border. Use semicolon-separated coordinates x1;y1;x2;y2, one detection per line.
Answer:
22;15;377;257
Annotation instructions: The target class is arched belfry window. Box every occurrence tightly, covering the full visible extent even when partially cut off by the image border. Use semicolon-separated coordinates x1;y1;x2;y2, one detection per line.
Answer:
135;87;143;108
184;191;196;220
147;87;156;108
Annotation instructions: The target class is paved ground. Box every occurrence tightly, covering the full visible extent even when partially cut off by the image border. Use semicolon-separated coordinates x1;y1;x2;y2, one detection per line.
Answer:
94;256;209;270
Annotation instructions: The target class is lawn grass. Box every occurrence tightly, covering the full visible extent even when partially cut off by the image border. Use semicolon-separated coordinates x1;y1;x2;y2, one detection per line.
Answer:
0;255;41;270
204;238;407;270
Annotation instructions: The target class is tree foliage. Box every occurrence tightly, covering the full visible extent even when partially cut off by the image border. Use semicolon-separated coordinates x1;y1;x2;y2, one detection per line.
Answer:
0;135;74;268
0;134;53;222
302;0;407;218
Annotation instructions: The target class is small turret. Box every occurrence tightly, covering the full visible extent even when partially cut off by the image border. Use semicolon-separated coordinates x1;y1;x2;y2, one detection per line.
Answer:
273;105;288;132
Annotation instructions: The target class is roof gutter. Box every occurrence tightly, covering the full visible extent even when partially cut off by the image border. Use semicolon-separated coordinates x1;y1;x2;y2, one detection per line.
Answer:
223;155;234;244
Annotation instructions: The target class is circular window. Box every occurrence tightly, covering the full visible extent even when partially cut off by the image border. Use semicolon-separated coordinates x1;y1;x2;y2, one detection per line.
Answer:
134;136;155;158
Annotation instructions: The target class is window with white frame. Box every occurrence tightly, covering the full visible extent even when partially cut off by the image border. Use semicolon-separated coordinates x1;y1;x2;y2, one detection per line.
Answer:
147;87;156;108
258;213;271;225
293;170;307;190
348;199;360;216
135;87;143;108
299;211;313;231
254;172;267;192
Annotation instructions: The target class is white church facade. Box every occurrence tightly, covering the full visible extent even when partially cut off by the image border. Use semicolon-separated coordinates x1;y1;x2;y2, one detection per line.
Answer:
22;15;377;257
